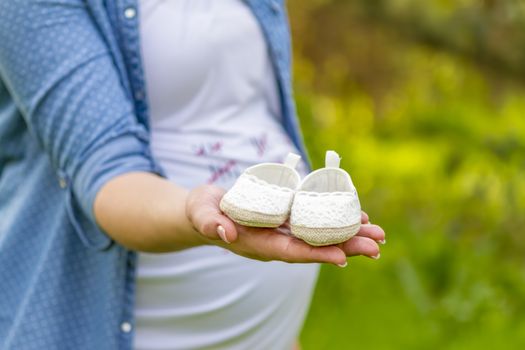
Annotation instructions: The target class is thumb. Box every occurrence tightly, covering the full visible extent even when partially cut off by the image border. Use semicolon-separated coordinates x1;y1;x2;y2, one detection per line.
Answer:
214;215;238;244
186;184;239;244
194;205;238;244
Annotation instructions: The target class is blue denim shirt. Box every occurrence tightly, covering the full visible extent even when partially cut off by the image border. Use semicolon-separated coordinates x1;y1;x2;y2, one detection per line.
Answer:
0;1;307;349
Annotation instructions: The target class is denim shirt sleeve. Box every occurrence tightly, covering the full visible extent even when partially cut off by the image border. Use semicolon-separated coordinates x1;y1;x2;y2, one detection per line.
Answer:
0;1;162;249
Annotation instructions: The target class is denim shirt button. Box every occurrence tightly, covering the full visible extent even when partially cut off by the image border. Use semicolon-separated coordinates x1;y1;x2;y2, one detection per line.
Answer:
123;7;136;19
58;177;67;189
120;322;132;333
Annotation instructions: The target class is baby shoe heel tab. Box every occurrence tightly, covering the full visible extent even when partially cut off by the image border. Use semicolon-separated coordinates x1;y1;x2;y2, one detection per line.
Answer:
284;152;301;169
325;150;341;168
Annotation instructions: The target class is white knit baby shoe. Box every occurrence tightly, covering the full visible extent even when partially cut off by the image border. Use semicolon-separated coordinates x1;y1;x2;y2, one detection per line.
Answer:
290;150;361;246
220;153;302;228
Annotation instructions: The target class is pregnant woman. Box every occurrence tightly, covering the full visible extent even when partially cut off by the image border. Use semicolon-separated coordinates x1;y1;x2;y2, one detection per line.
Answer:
0;1;385;349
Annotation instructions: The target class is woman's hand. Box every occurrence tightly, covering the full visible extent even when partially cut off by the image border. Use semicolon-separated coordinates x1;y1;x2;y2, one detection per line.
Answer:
186;185;385;267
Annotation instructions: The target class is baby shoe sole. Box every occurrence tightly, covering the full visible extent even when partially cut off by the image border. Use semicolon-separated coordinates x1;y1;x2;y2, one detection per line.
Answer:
220;198;288;228
291;223;361;246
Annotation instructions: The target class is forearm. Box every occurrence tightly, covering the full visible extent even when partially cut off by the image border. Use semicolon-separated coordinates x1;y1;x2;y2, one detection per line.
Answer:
93;172;205;252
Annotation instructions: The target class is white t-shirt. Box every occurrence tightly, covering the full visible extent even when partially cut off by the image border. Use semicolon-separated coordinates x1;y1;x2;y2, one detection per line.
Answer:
136;1;319;349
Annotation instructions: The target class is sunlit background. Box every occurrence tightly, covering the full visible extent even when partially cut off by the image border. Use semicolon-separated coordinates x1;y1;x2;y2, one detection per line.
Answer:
289;0;525;348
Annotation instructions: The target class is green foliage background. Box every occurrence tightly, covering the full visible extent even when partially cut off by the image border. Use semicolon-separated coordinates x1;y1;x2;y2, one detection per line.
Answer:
289;1;525;349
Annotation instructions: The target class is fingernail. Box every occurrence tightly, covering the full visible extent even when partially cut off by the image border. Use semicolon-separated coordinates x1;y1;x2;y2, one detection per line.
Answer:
378;239;386;245
371;253;381;260
337;261;348;268
216;225;230;244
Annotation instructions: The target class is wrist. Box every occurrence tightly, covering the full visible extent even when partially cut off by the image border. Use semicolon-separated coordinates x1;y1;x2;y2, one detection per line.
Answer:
157;188;208;250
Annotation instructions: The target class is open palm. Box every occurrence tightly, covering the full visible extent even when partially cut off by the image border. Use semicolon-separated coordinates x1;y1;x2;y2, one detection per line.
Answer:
186;185;385;267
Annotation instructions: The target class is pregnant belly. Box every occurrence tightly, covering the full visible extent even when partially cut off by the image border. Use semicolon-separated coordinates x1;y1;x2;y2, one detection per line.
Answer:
134;130;317;350
134;246;319;350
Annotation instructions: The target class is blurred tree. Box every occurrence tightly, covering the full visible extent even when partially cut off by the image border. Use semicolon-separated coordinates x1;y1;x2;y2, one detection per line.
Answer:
287;1;525;349
290;0;525;86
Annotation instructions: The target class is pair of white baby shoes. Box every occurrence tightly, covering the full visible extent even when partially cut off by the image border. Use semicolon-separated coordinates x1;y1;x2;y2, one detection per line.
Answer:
219;150;361;246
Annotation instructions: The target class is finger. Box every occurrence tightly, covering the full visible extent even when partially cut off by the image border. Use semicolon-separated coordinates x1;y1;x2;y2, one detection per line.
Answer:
356;223;385;243
276;237;348;266
361;211;369;224
215;215;239;243
195;187;240;243
241;229;347;266
340;236;380;259
194;204;239;243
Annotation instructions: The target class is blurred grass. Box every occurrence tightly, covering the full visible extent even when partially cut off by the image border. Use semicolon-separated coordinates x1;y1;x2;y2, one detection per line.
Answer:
290;1;525;349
